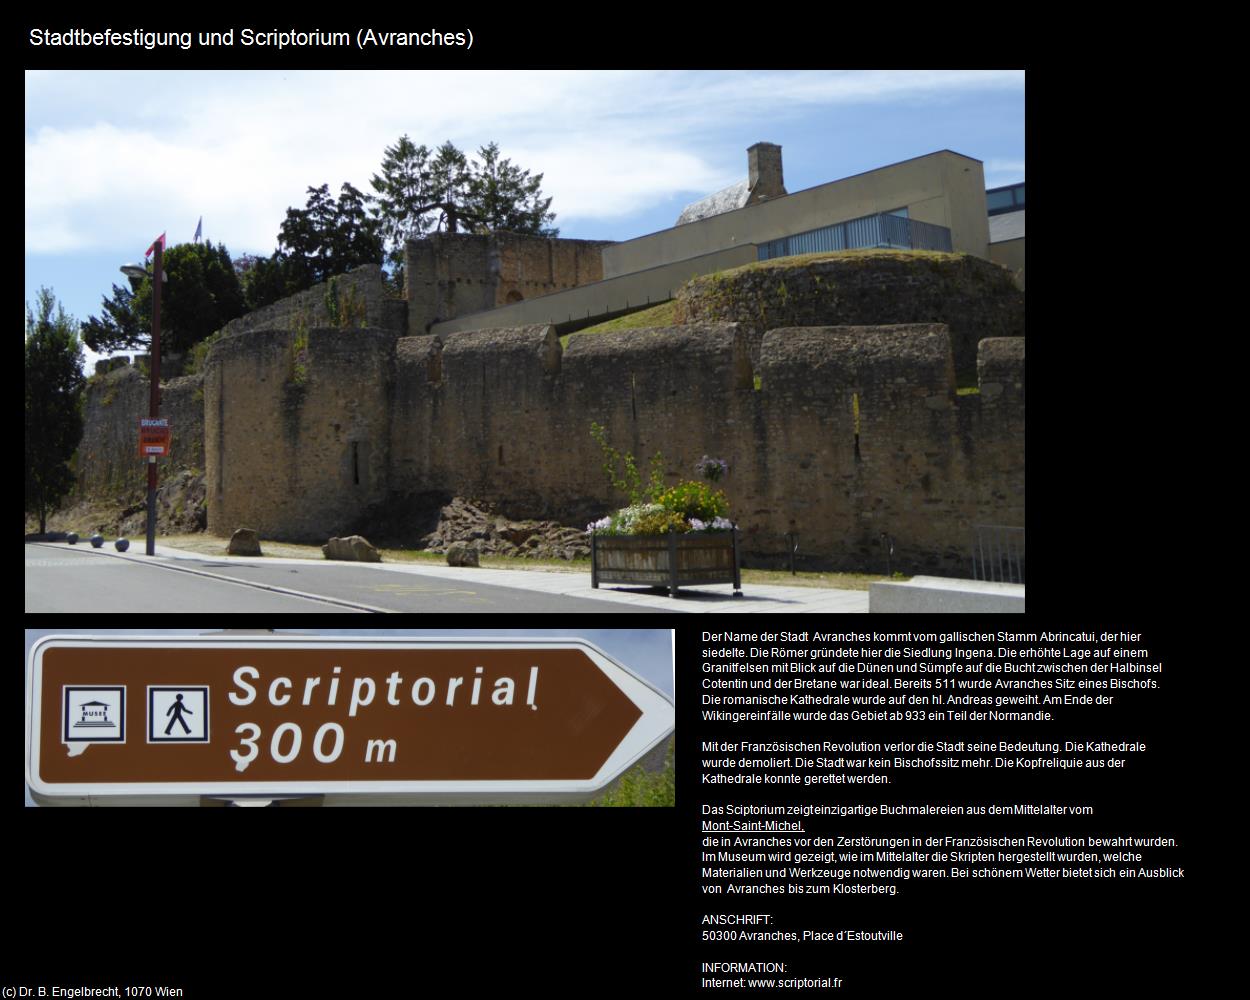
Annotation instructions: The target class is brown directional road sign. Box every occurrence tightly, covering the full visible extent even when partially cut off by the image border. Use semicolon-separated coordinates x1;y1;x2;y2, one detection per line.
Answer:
26;635;674;804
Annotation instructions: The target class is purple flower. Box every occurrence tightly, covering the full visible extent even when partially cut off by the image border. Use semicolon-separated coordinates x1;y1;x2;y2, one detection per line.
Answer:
694;455;728;482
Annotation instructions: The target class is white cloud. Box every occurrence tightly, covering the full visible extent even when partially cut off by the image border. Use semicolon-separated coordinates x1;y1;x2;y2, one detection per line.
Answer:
26;70;1025;255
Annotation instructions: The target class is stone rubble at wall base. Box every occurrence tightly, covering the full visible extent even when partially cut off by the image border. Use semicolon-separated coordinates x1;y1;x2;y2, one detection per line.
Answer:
422;497;590;561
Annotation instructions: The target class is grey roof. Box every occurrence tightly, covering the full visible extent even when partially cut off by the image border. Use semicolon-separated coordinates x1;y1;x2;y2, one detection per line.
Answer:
989;209;1025;243
676;179;750;226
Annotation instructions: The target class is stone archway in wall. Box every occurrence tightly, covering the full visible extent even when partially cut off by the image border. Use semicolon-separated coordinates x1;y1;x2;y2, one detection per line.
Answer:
505;290;524;304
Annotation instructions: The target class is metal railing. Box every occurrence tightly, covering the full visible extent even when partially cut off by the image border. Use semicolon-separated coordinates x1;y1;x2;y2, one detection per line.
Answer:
971;525;1025;584
758;212;953;261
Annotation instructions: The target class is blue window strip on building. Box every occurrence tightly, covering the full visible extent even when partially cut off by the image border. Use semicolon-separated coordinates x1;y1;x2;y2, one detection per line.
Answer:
758;212;952;261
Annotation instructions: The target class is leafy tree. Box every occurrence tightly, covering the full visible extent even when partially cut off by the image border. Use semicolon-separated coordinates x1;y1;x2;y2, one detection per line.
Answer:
80;282;144;356
25;288;85;534
369;135;437;272
232;253;265;278
467;142;557;237
82;241;246;357
276;182;384;288
369;137;559;278
241;183;385;310
428;142;472;234
240;252;302;311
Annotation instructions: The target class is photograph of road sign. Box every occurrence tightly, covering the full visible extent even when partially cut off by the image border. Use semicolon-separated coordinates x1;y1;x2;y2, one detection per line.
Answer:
26;632;674;806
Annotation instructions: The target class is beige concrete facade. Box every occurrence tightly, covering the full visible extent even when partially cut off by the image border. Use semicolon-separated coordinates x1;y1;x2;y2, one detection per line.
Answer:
430;245;757;338
603;150;991;279
418;148;1013;338
988;238;1025;289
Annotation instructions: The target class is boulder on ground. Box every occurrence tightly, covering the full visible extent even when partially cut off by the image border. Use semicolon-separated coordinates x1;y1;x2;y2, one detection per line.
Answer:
446;541;480;567
228;527;263;556
323;535;382;562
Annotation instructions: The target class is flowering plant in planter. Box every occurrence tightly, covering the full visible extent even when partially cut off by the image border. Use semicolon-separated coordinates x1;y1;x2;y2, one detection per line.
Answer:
586;428;743;597
586;424;733;535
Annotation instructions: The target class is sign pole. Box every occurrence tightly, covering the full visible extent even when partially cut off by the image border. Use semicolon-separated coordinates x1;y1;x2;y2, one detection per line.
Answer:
146;242;163;557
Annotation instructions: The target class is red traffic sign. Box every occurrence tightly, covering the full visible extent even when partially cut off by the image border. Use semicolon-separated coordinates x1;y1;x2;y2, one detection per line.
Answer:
26;635;674;805
138;417;171;457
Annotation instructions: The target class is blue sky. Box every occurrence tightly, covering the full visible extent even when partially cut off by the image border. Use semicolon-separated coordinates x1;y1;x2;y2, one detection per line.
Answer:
25;70;1024;368
23;627;674;806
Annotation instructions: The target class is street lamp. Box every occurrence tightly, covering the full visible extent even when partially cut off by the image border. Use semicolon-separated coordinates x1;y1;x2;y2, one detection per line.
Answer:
121;244;163;556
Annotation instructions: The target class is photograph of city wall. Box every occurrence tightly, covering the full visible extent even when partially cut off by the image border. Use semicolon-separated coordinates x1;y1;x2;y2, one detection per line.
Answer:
74;147;1024;576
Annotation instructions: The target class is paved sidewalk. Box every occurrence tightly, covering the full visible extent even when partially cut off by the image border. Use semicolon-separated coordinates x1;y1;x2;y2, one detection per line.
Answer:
146;543;871;614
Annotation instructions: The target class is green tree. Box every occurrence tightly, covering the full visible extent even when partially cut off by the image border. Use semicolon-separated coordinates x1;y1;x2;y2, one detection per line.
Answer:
467;142;557;237
82;241;246;357
239;252;302;311
369;135;437;274
427;141;472;233
242;183;385;310
25;288;85;535
369;137;559;280
275;182;384;289
80;282;143;355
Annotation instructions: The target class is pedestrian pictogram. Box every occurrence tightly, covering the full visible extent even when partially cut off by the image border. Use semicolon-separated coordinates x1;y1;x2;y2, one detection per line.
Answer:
166;694;192;734
63;687;126;745
148;687;210;743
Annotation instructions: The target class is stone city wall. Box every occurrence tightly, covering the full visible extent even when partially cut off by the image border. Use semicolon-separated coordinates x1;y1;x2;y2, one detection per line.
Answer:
76;365;204;498
675;251;1024;384
398;322;1022;573
405;232;614;336
206;319;1023;573
218;264;406;340
204;326;396;540
74;246;1024;572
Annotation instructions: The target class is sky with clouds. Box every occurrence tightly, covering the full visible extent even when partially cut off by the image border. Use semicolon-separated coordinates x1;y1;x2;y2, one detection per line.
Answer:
25;69;1024;364
23;627;674;806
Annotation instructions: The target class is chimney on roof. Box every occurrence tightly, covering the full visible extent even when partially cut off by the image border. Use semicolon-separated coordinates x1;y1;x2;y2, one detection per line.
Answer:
747;142;786;204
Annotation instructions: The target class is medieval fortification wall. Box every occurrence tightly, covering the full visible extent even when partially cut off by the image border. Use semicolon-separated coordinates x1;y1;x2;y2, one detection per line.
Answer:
203;320;1023;574
676;251;1024;384
204;326;396;540
73;246;1024;573
77;365;204;498
218;264;407;340
405;233;613;336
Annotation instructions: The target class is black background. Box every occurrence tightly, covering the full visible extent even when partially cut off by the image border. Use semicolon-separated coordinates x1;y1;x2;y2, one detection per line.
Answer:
22;25;1204;996
681;625;1195;994
18;621;1198;997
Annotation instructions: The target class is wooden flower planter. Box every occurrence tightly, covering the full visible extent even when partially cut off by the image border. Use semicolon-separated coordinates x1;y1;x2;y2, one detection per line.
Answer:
591;530;742;598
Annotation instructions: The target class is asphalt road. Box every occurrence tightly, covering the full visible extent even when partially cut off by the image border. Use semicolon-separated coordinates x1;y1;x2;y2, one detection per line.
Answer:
24;544;652;613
